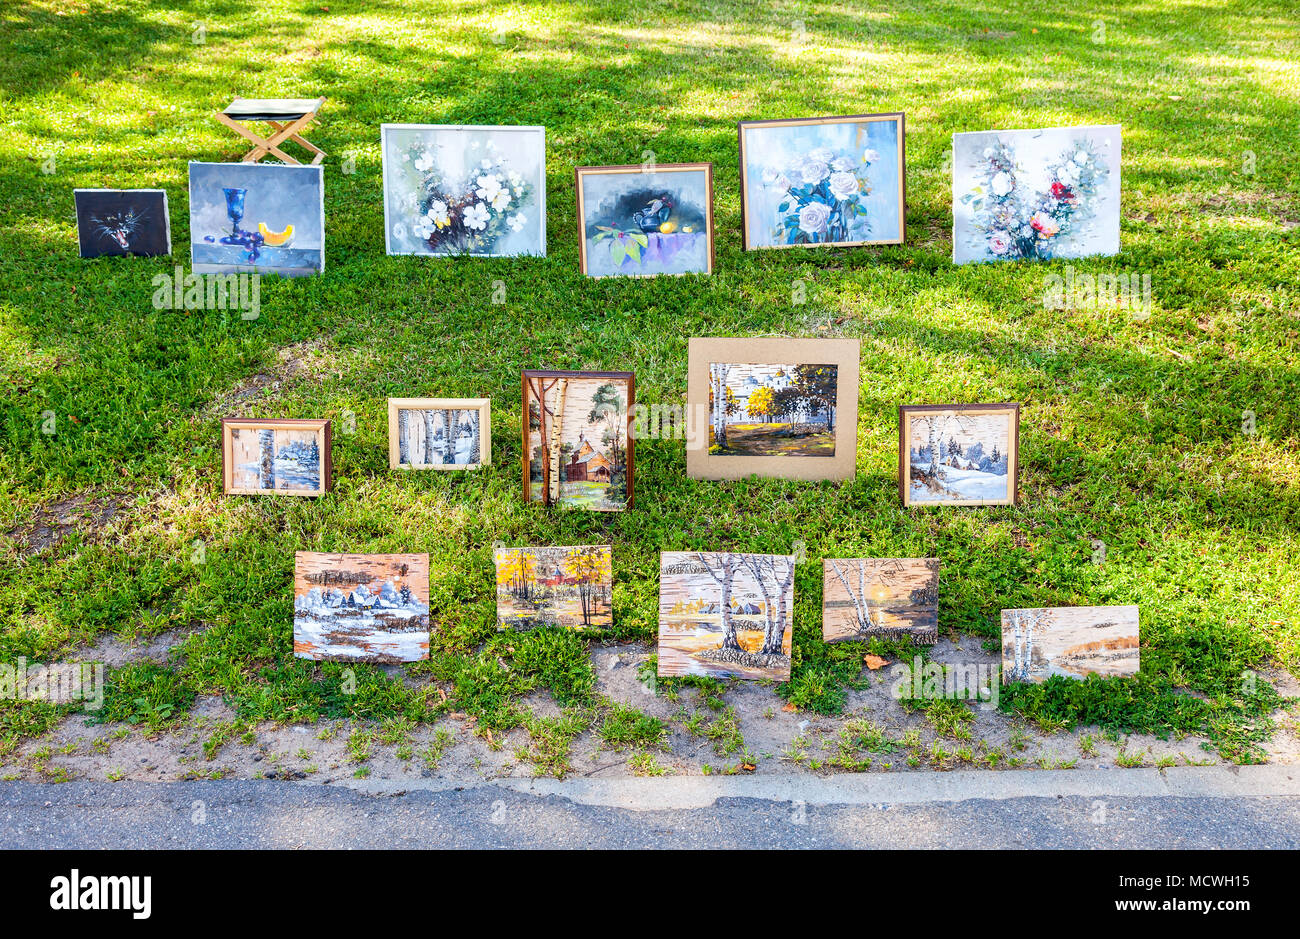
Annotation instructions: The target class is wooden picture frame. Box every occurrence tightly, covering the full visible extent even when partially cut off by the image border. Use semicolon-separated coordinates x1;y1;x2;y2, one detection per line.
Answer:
738;112;906;250
575;163;714;277
686;337;860;481
221;418;332;496
898;403;1019;507
521;370;635;511
387;398;491;470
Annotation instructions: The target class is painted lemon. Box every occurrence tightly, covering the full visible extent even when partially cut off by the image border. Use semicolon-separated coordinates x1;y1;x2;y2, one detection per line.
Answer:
258;222;294;246
658;221;677;234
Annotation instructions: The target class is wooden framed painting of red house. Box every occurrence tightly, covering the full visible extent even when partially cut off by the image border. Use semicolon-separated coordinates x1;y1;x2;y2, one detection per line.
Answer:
521;370;634;511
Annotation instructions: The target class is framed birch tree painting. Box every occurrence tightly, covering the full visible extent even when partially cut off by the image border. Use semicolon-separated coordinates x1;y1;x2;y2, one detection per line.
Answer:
387;398;490;470
899;404;1019;506
522;370;634;511
493;544;613;630
823;558;939;643
221;418;331;496
1002;605;1139;683
738;112;905;250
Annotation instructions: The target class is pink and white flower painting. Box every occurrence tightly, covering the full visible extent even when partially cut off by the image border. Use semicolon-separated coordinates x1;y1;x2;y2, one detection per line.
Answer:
952;125;1120;264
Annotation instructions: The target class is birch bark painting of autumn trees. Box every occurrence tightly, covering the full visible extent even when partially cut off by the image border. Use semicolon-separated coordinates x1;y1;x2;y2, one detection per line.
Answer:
523;371;633;511
1000;605;1140;683
822;558;939;643
493;545;613;630
657;551;795;680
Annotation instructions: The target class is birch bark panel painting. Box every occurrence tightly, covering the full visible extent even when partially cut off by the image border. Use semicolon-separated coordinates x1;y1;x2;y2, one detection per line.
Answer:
493;545;613;630
822;558;939;643
657;551;794;681
293;552;430;663
522;371;633;511
1001;605;1140;683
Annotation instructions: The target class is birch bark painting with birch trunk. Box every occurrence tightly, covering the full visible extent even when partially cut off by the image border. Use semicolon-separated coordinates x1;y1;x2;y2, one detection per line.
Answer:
388;399;488;470
822;558;939;643
524;371;631;511
1000;605;1140;683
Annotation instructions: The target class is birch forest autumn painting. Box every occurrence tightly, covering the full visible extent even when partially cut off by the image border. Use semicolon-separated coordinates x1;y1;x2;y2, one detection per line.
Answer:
523;371;632;510
822;558;939;643
494;545;613;630
1001;605;1140;683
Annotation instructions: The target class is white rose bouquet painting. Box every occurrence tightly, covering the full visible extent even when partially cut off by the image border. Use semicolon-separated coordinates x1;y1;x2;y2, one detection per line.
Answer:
739;113;905;250
381;124;546;257
952;125;1121;264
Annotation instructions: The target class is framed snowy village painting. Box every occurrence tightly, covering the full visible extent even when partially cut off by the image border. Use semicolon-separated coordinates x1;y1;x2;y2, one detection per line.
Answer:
898;404;1019;507
952;125;1121;264
387;398;490;470
293;552;431;663
381;124;546;257
575;163;714;277
686;337;859;481
1002;605;1140;684
738;112;905;250
221;418;332;496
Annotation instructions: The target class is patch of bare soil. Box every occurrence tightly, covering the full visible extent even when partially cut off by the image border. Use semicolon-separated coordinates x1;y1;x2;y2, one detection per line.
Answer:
201;338;335;417
3;491;135;557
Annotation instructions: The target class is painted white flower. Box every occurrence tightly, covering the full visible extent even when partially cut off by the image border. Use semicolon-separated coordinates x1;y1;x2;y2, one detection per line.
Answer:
831;156;854;172
481;158;493;169
828;171;859;200
983;147;994;158
508;213;527;232
464;202;489;230
1075;150;1089;164
1057;162;1079;186
475;173;503;202
427;200;450;228
862;148;880;164
798;201;831;234
987;230;1011;254
490;187;511;211
800;160;830;184
990;171;1014;196
414;151;435;173
508;170;523;187
808;147;835;164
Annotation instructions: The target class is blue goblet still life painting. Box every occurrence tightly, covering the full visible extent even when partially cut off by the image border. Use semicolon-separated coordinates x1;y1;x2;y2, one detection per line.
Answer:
381;124;546;257
188;162;325;275
738;113;905;249
952;125;1121;264
576;164;714;276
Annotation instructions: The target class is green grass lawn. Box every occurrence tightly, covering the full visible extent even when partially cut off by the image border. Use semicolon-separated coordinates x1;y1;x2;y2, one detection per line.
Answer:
1;0;1297;766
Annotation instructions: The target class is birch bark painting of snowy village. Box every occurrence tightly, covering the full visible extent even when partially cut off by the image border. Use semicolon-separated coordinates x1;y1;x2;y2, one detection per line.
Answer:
293;553;430;663
222;418;330;496
900;404;1018;506
1001;605;1140;683
523;371;633;511
709;362;838;456
657;551;795;681
822;558;940;643
493;545;613;630
387;398;489;470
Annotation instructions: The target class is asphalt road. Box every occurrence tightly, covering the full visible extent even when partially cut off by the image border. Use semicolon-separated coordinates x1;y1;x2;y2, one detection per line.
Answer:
3;765;1298;849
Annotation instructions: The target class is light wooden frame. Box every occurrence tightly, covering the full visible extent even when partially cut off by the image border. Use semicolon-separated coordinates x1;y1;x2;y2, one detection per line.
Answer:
574;162;715;277
898;403;1020;507
686;337;860;481
387;398;491;470
221;418;331;496
737;112;906;250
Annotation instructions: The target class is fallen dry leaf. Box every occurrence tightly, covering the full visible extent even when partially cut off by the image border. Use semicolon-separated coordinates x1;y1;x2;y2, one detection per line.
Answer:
781;702;798;713
864;654;890;670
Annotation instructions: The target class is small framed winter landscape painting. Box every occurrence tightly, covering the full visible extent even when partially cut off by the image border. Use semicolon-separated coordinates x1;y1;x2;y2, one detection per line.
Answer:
74;189;171;258
952;125;1121;264
686;337;860;481
575;163;714;277
381;124;546;257
387;398;490;470
738;112;905;250
294;552;430;662
1001;605;1139;684
899;404;1019;507
493;544;613;630
657;551;795;681
221;418;331;496
522;370;634;511
823;558;940;644
189;162;324;275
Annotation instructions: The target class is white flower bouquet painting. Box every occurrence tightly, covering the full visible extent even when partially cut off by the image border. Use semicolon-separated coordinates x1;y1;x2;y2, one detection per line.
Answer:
739;113;904;249
952;125;1121;264
381;124;546;257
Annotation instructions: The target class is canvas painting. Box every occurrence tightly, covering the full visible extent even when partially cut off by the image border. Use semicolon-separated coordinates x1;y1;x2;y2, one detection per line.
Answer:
1002;605;1140;683
823;558;940;643
74;189;170;258
493;545;613;630
381;124;546;257
189;162;324;275
900;404;1018;507
293;552;430;662
738;113;905;250
576;163;714;276
388;398;490;470
687;337;859;481
522;370;634;511
221;418;331;496
952;125;1121;264
657;551;795;681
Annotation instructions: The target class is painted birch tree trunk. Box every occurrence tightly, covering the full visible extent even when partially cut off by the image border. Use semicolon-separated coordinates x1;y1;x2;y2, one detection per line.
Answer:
397;411;410;466
467;411;481;466
420;410;436;465
259;429;275;489
711;364;729;449
547;380;568;503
